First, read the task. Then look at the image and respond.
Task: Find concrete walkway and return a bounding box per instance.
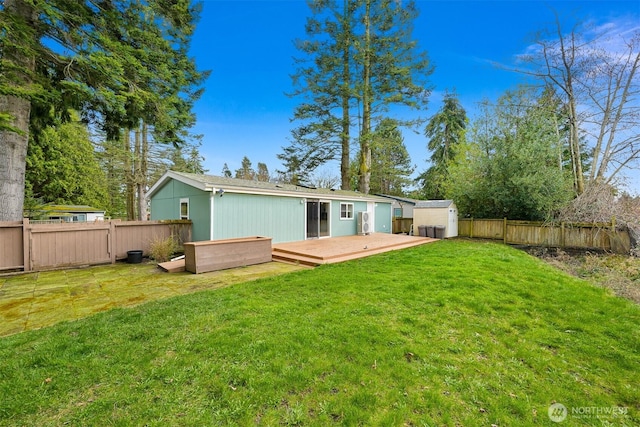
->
[0,261,303,337]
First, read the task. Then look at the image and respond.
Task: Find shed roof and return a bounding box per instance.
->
[148,170,390,203]
[39,204,105,214]
[415,200,455,209]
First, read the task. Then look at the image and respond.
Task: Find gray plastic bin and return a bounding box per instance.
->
[426,225,435,238]
[418,225,427,237]
[434,225,446,239]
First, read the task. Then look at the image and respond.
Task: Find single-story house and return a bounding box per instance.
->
[29,204,106,222]
[147,171,393,243]
[413,200,458,238]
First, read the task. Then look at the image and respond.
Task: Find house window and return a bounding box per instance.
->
[340,202,354,220]
[394,208,402,218]
[180,198,189,220]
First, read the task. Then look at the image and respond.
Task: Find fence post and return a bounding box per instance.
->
[22,218,31,272]
[470,218,474,239]
[609,216,616,252]
[560,222,565,248]
[503,217,507,244]
[109,220,117,264]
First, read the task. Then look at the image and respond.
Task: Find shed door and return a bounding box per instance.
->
[448,207,458,237]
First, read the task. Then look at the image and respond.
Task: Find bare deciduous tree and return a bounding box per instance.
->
[517,12,640,194]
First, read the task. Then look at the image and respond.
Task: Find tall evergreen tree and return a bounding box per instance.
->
[282,0,432,193]
[235,156,256,180]
[282,0,356,189]
[368,119,414,196]
[256,163,270,182]
[0,0,208,220]
[418,91,467,199]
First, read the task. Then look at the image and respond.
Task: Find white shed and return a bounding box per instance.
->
[413,200,458,238]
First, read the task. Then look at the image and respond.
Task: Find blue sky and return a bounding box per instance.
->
[189,0,640,191]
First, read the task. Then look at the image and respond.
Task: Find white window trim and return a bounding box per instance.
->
[179,198,189,220]
[340,202,354,220]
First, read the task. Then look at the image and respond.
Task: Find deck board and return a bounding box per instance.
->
[272,233,436,266]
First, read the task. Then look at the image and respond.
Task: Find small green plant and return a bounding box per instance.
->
[148,235,179,263]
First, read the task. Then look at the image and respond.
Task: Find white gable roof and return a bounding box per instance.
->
[415,200,455,209]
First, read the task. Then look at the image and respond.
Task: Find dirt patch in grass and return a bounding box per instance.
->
[523,246,640,304]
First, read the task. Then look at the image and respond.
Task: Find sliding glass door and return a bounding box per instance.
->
[306,200,330,239]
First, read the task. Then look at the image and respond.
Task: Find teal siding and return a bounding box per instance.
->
[213,193,305,243]
[150,177,393,243]
[375,202,392,233]
[150,180,211,241]
[332,201,368,237]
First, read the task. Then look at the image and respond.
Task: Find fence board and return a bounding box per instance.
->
[459,218,630,254]
[0,222,24,270]
[30,222,111,269]
[463,218,504,239]
[506,223,562,247]
[392,218,413,234]
[0,219,191,272]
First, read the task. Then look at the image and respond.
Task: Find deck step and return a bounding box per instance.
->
[272,252,320,267]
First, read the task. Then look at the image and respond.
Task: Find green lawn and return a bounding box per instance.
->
[0,240,637,426]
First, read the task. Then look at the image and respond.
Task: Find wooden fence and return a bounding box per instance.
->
[458,218,631,254]
[392,218,413,234]
[0,219,191,273]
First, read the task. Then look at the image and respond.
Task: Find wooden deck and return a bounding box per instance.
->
[272,233,437,266]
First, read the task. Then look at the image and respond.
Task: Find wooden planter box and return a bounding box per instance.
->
[184,236,272,274]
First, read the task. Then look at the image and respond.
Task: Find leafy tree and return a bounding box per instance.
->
[25,115,108,211]
[96,138,127,219]
[418,91,467,199]
[445,87,573,220]
[0,0,207,220]
[282,0,432,193]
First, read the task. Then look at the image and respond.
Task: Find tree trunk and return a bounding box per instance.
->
[124,130,136,220]
[138,123,149,221]
[358,0,372,194]
[0,0,36,221]
[567,97,585,194]
[554,18,584,195]
[340,0,351,191]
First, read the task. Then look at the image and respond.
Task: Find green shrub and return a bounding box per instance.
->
[148,235,179,263]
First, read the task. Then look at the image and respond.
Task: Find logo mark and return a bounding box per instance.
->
[549,403,568,423]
